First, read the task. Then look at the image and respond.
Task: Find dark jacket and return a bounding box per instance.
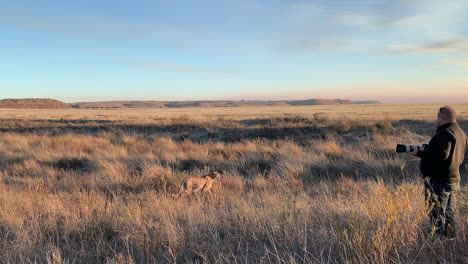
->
[418,122,468,184]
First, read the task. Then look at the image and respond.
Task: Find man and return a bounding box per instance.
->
[409,105,468,237]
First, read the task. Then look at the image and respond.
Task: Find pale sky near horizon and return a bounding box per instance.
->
[0,0,467,104]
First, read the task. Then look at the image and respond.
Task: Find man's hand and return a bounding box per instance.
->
[408,149,419,157]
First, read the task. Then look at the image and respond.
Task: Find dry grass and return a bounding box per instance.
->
[1,103,467,122]
[0,104,467,263]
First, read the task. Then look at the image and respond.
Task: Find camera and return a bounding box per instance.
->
[396,144,428,153]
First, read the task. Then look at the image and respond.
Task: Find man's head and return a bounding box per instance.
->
[437,105,457,127]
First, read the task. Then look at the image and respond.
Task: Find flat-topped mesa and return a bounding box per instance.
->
[0,98,71,109]
[71,99,383,109]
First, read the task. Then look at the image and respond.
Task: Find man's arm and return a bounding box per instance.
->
[419,132,453,161]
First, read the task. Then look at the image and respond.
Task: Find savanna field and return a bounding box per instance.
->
[0,104,467,263]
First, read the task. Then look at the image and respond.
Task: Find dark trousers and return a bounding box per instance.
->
[424,178,459,236]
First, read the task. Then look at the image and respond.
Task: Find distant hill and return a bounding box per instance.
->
[71,99,382,109]
[0,99,71,109]
[286,99,342,106]
[355,100,382,104]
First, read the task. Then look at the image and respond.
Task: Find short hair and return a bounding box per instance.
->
[438,105,456,121]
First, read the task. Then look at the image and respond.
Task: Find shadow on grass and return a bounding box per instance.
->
[393,119,468,136]
[0,118,398,144]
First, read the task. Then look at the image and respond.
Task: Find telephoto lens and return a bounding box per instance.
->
[396,144,424,153]
[396,144,409,153]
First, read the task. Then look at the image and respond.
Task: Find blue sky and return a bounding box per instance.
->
[0,0,467,103]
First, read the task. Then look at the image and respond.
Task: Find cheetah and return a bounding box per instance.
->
[175,171,222,197]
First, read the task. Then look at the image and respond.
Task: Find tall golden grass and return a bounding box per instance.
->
[0,105,466,263]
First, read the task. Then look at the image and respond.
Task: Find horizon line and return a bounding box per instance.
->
[1,97,468,105]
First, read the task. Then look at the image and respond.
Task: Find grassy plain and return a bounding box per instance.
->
[2,103,468,121]
[0,103,467,263]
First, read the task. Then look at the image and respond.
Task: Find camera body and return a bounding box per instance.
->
[396,144,429,153]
